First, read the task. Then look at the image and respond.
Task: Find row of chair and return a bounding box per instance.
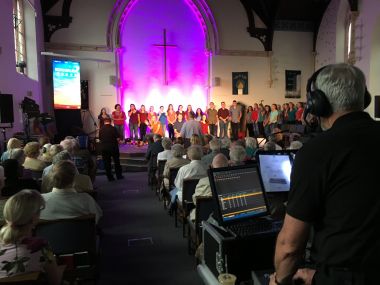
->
[149,157,216,256]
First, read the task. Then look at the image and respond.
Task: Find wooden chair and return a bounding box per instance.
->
[174,177,201,231]
[187,196,215,255]
[34,215,98,285]
[147,153,158,191]
[156,160,167,199]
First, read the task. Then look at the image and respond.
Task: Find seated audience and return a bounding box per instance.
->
[1,159,40,197]
[157,137,173,162]
[39,143,53,164]
[202,134,213,154]
[170,145,206,204]
[229,145,246,166]
[146,134,164,185]
[0,190,64,284]
[201,138,221,168]
[190,134,202,146]
[265,137,282,150]
[287,140,303,150]
[41,151,93,193]
[220,137,231,159]
[71,138,96,182]
[0,138,23,162]
[263,141,277,151]
[40,160,102,223]
[163,144,190,189]
[245,137,258,159]
[23,142,46,172]
[7,148,31,179]
[190,153,229,220]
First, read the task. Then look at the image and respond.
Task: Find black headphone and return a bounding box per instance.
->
[305,65,372,118]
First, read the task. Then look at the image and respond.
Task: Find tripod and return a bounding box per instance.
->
[1,124,13,153]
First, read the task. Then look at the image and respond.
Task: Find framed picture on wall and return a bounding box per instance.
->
[232,72,248,95]
[285,70,301,98]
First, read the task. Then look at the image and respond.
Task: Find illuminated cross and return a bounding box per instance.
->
[153,29,177,85]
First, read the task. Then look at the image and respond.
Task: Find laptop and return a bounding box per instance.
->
[208,164,281,237]
[256,150,296,193]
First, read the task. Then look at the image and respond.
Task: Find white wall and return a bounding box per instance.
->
[0,0,44,143]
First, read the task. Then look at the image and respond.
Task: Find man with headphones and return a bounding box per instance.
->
[270,63,380,285]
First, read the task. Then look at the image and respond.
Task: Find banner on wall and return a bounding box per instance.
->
[232,72,249,95]
[285,70,301,98]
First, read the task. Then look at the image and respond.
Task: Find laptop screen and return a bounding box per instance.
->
[209,165,269,223]
[258,153,292,193]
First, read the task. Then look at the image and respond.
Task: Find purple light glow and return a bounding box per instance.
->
[118,0,209,137]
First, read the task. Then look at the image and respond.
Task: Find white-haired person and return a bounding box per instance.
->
[229,145,247,166]
[41,151,93,194]
[162,144,190,190]
[40,160,102,223]
[220,137,231,159]
[190,153,229,221]
[23,142,46,172]
[245,136,258,159]
[201,138,221,168]
[169,145,206,212]
[157,137,173,162]
[0,190,64,284]
[39,143,53,164]
[0,138,23,162]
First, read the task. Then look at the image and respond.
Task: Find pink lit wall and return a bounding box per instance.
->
[118,0,209,115]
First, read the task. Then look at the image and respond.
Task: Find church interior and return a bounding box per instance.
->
[0,0,379,284]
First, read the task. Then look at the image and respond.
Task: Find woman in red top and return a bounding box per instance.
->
[200,114,209,135]
[138,105,148,142]
[295,102,304,124]
[167,104,177,140]
[112,104,126,142]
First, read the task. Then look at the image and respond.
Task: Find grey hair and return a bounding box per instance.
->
[315,63,367,113]
[187,145,203,161]
[221,137,231,149]
[52,150,72,165]
[171,144,185,158]
[245,137,257,149]
[288,140,303,150]
[229,145,246,163]
[264,141,276,151]
[209,139,221,151]
[8,148,25,164]
[161,137,172,150]
[60,139,78,154]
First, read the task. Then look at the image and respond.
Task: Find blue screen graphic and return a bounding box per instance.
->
[53,60,81,109]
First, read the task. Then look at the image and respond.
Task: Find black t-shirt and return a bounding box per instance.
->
[99,124,120,150]
[287,112,380,268]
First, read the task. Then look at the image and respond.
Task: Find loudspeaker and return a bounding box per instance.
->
[213,77,221,87]
[375,96,380,118]
[81,80,89,110]
[0,94,14,124]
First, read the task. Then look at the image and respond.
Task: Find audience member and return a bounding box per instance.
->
[162,144,189,189]
[170,145,206,206]
[201,138,221,168]
[157,137,173,162]
[0,138,23,162]
[190,134,202,146]
[287,140,303,150]
[229,145,246,165]
[40,161,102,223]
[190,153,229,220]
[0,190,64,284]
[245,137,258,159]
[220,137,231,159]
[23,142,46,172]
[146,134,164,185]
[39,143,53,163]
[263,141,277,151]
[1,159,40,197]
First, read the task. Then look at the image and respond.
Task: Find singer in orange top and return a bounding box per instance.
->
[149,115,164,137]
[112,104,126,142]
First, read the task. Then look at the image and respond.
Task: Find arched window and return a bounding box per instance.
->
[346,12,358,64]
[13,0,27,74]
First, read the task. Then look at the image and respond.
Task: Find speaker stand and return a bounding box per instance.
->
[1,124,13,152]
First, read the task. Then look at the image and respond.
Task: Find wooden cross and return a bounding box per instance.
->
[153,29,177,85]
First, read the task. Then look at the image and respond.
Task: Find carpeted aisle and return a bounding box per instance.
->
[96,172,203,285]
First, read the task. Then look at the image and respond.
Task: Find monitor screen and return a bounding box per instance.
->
[210,166,268,223]
[53,60,81,110]
[258,154,292,193]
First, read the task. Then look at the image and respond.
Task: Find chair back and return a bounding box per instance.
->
[169,167,180,190]
[157,160,167,178]
[195,196,216,239]
[35,215,97,258]
[182,178,201,204]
